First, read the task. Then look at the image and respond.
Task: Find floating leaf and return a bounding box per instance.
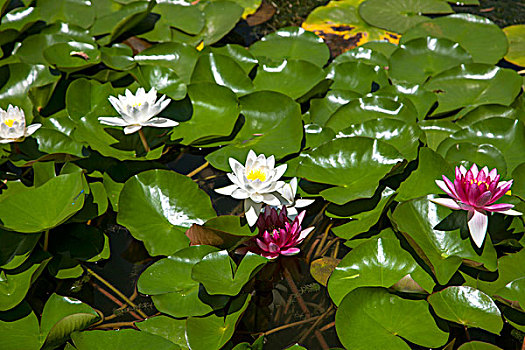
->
[192,251,267,296]
[503,25,525,67]
[302,0,400,56]
[391,195,497,285]
[118,169,216,256]
[401,14,508,64]
[249,27,330,67]
[336,287,448,349]
[0,264,41,311]
[358,0,453,34]
[428,286,503,334]
[0,305,41,350]
[37,0,95,29]
[325,61,388,94]
[71,329,180,350]
[310,257,339,287]
[43,42,101,73]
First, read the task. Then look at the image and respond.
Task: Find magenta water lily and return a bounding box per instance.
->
[238,206,314,259]
[433,164,522,248]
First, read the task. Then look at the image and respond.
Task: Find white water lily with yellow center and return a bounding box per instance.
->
[0,105,41,144]
[98,87,178,134]
[215,150,287,226]
[278,177,315,218]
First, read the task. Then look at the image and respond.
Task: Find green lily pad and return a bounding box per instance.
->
[34,128,86,157]
[436,117,525,174]
[249,26,330,67]
[458,342,502,350]
[91,1,153,41]
[503,25,525,67]
[325,61,388,94]
[424,64,522,115]
[328,236,419,305]
[131,65,187,101]
[199,1,243,46]
[145,2,204,41]
[496,277,525,310]
[100,44,135,71]
[391,195,498,285]
[137,316,188,350]
[117,169,216,256]
[191,52,254,96]
[209,44,258,74]
[359,0,453,34]
[456,104,523,127]
[337,118,421,160]
[295,136,403,204]
[40,294,100,350]
[308,89,361,126]
[428,286,503,334]
[332,46,389,67]
[37,0,95,29]
[331,187,396,237]
[186,294,251,350]
[138,245,223,318]
[0,305,41,350]
[192,251,267,296]
[134,42,199,84]
[478,250,525,296]
[206,91,302,171]
[0,229,40,268]
[0,6,41,32]
[444,143,508,177]
[170,83,239,145]
[401,14,508,64]
[43,42,101,73]
[418,120,461,150]
[0,263,41,311]
[377,83,437,119]
[71,329,180,350]
[302,0,401,56]
[336,287,448,349]
[396,147,453,201]
[253,58,325,100]
[326,95,418,132]
[389,36,472,84]
[0,173,85,233]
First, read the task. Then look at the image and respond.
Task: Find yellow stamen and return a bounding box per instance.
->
[4,119,15,127]
[247,168,266,182]
[131,102,142,108]
[470,179,489,190]
[506,190,512,195]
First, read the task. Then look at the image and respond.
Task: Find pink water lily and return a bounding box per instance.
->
[432,164,522,248]
[237,206,314,259]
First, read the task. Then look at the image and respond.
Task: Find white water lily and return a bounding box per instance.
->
[98,87,177,134]
[0,105,41,144]
[278,177,315,218]
[215,150,287,226]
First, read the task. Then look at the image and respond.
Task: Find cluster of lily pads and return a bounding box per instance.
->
[0,0,524,349]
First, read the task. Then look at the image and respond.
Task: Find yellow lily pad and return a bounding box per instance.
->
[503,24,525,67]
[302,0,400,56]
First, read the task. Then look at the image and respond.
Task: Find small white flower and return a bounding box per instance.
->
[98,87,177,134]
[278,177,315,218]
[0,105,41,144]
[215,150,287,226]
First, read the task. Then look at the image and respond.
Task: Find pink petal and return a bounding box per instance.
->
[478,166,489,181]
[459,165,467,176]
[469,164,479,179]
[488,181,512,204]
[454,180,469,203]
[256,238,269,251]
[475,191,493,207]
[442,176,459,198]
[436,179,457,199]
[430,198,462,210]
[281,248,301,256]
[268,242,280,253]
[483,203,515,212]
[298,226,315,242]
[488,168,498,181]
[467,210,488,248]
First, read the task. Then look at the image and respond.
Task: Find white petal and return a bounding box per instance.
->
[246,150,257,167]
[298,226,315,241]
[0,138,14,144]
[232,188,250,199]
[459,165,467,176]
[499,209,523,216]
[435,180,455,198]
[156,96,171,113]
[226,173,243,187]
[295,198,315,208]
[468,210,488,248]
[98,117,129,126]
[142,117,178,128]
[125,89,134,100]
[229,158,244,176]
[250,193,264,203]
[430,198,462,210]
[273,164,287,181]
[124,125,142,134]
[108,95,123,113]
[267,155,275,169]
[244,199,262,227]
[215,184,238,196]
[25,123,41,136]
[262,193,281,206]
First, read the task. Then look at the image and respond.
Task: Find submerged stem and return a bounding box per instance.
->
[85,266,148,319]
[138,129,150,153]
[43,230,50,252]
